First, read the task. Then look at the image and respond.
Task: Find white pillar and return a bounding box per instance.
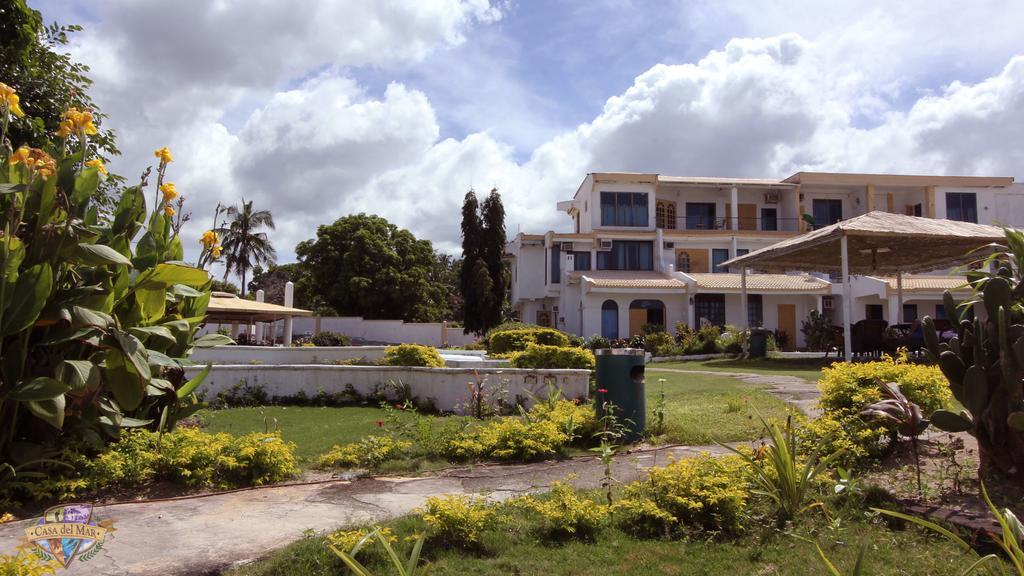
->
[687,296,696,329]
[655,228,664,272]
[283,281,294,346]
[730,185,739,230]
[888,295,900,326]
[255,289,265,343]
[896,272,904,324]
[841,234,853,362]
[740,267,749,355]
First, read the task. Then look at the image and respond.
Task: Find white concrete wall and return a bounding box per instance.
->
[579,291,687,339]
[936,184,1024,226]
[291,317,477,347]
[190,346,493,366]
[186,365,590,414]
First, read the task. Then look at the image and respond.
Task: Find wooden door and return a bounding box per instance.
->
[738,203,757,230]
[676,249,709,273]
[777,304,796,351]
[629,308,647,337]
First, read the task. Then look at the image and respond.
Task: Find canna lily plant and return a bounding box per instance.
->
[0,82,229,482]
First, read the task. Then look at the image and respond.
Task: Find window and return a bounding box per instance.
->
[601,300,619,339]
[600,192,648,226]
[865,304,884,321]
[676,251,690,273]
[946,192,978,223]
[685,203,716,229]
[711,248,730,273]
[597,241,654,271]
[550,243,561,284]
[902,304,918,323]
[694,294,726,327]
[761,208,777,231]
[655,200,677,229]
[736,248,749,257]
[935,304,946,319]
[747,294,763,327]
[572,251,591,271]
[812,199,843,228]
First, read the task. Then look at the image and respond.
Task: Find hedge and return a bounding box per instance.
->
[510,344,595,370]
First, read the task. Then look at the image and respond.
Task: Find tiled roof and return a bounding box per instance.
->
[877,275,971,293]
[575,271,687,290]
[688,273,831,293]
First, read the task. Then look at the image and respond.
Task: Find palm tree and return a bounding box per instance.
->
[220,199,276,297]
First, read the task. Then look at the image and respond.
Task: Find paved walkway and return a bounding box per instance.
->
[0,369,819,576]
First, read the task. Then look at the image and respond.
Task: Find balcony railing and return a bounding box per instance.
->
[661,216,803,232]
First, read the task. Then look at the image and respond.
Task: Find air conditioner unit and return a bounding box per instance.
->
[764,190,780,204]
[822,296,835,310]
[598,239,613,251]
[663,241,675,249]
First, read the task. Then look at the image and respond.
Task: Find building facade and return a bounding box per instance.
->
[506,172,1023,349]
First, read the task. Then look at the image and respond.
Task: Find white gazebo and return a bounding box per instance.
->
[721,211,1004,361]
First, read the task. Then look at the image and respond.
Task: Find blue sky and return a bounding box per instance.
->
[30,0,1024,266]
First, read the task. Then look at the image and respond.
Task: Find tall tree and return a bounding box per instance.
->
[460,189,486,334]
[248,263,329,313]
[221,199,276,297]
[481,188,507,328]
[0,0,118,166]
[296,214,449,322]
[431,252,464,322]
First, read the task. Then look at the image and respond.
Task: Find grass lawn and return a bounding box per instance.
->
[198,371,795,465]
[648,371,793,445]
[651,356,836,382]
[227,499,976,576]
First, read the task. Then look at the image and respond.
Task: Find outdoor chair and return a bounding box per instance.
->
[852,319,888,358]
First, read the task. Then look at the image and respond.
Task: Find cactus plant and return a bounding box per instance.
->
[923,233,1024,484]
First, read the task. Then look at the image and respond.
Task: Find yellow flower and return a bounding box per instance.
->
[160,182,178,202]
[85,158,108,175]
[164,205,175,217]
[154,147,173,164]
[10,147,55,180]
[62,107,98,136]
[9,146,30,165]
[0,82,24,117]
[57,119,74,139]
[211,245,223,258]
[200,230,220,249]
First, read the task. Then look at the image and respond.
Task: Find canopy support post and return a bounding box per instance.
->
[741,266,749,355]
[841,234,853,362]
[896,272,904,324]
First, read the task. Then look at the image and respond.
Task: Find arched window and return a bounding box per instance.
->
[665,202,676,229]
[601,300,619,340]
[655,201,666,229]
[676,251,691,273]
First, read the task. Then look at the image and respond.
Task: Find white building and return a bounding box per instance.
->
[507,172,1023,349]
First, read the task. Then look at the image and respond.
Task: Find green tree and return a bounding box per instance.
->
[209,279,239,295]
[0,0,119,168]
[431,252,463,322]
[481,188,507,328]
[221,199,276,297]
[460,189,485,334]
[248,262,329,312]
[295,214,449,322]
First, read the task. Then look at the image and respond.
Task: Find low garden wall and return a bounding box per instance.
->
[190,346,492,365]
[186,365,590,413]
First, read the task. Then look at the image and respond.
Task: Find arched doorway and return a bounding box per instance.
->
[601,300,619,340]
[629,299,665,335]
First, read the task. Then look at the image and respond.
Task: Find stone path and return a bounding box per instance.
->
[0,368,819,576]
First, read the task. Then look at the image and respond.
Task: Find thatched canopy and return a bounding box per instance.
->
[721,211,1004,274]
[206,293,313,323]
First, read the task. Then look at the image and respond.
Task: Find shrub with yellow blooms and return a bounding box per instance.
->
[418,494,495,548]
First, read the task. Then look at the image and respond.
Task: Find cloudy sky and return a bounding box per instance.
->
[31,0,1024,269]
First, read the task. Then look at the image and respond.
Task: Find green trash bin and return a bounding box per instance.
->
[748,328,769,358]
[594,348,646,442]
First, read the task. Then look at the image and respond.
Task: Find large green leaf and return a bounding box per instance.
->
[137,263,210,289]
[177,364,211,399]
[7,377,70,401]
[72,243,132,266]
[192,333,234,347]
[129,325,177,347]
[135,286,167,323]
[2,262,53,336]
[56,360,101,391]
[111,186,146,236]
[26,396,66,430]
[930,409,974,432]
[72,165,101,205]
[111,330,151,384]
[104,349,145,411]
[71,305,114,330]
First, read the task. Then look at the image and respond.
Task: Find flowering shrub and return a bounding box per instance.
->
[643,332,676,356]
[0,550,57,576]
[445,418,567,461]
[818,353,951,417]
[487,328,570,353]
[316,436,412,470]
[528,398,599,442]
[225,432,299,486]
[381,344,445,367]
[156,428,237,487]
[510,344,595,370]
[326,526,396,553]
[513,481,607,541]
[796,413,890,469]
[615,453,749,537]
[418,494,495,548]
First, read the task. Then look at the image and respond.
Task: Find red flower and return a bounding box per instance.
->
[375,420,384,427]
[597,389,608,394]
[394,404,403,410]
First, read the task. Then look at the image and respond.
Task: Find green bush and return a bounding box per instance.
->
[614,453,749,537]
[514,481,607,541]
[796,412,890,469]
[488,328,570,353]
[419,494,495,548]
[446,417,568,461]
[584,334,611,350]
[309,331,351,346]
[718,326,748,354]
[510,344,595,370]
[226,432,301,485]
[817,353,951,418]
[381,344,445,367]
[316,435,413,470]
[644,332,676,356]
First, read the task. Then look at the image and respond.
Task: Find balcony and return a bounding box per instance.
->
[662,215,803,233]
